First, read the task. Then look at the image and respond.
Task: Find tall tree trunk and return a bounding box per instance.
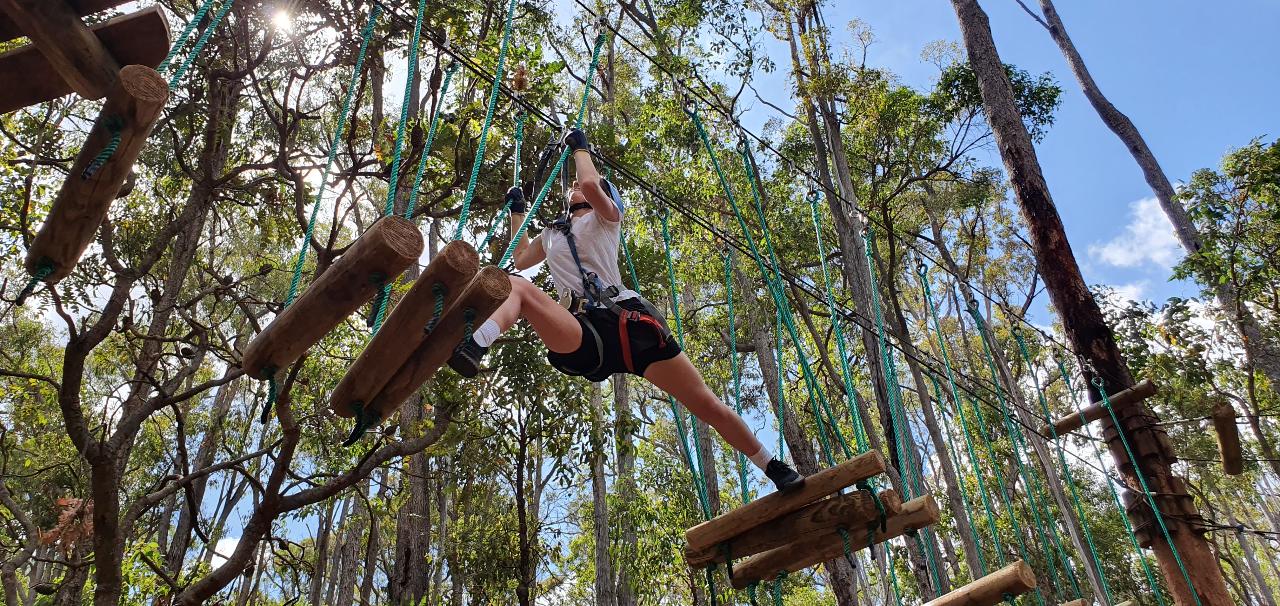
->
[1227,510,1277,606]
[613,376,638,606]
[360,470,390,606]
[946,1,1232,603]
[309,497,335,605]
[590,383,617,606]
[1029,0,1280,405]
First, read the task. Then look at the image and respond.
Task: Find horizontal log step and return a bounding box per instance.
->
[0,6,169,113]
[0,0,136,42]
[1043,378,1157,436]
[923,560,1037,606]
[684,451,887,555]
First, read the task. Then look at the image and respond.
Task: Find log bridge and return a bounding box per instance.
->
[0,0,172,287]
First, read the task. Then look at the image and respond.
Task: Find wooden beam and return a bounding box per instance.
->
[0,0,135,42]
[1211,400,1243,476]
[240,217,423,379]
[685,489,902,569]
[24,65,166,281]
[329,241,480,418]
[923,560,1037,606]
[684,451,887,555]
[1043,378,1157,436]
[365,266,512,417]
[0,6,170,113]
[0,0,124,99]
[729,495,939,590]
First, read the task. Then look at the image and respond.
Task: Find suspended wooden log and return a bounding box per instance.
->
[0,6,170,113]
[1043,378,1157,436]
[729,495,939,590]
[0,0,135,42]
[364,266,512,418]
[329,241,480,418]
[240,216,423,379]
[684,451,887,556]
[685,489,902,569]
[23,64,167,282]
[923,560,1037,606]
[1211,400,1243,475]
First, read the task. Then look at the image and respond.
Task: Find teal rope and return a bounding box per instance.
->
[1013,329,1107,602]
[925,372,988,578]
[166,0,237,89]
[772,572,785,606]
[259,369,278,424]
[14,261,53,306]
[424,283,446,333]
[82,118,123,180]
[498,31,608,267]
[284,5,380,308]
[1093,373,1202,606]
[406,62,460,219]
[157,0,221,75]
[451,0,520,241]
[480,110,528,250]
[1055,357,1166,605]
[620,235,640,290]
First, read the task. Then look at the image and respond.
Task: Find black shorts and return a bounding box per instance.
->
[547,298,682,383]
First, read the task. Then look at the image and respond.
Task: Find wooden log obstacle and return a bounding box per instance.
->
[680,451,940,589]
[1211,399,1243,475]
[241,217,423,380]
[0,0,172,292]
[923,560,1037,606]
[1043,378,1157,436]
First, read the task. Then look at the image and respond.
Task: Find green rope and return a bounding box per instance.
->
[481,110,528,250]
[406,62,460,219]
[424,283,447,334]
[157,0,221,75]
[620,235,640,290]
[14,261,52,306]
[772,572,785,606]
[82,118,123,180]
[1013,329,1108,602]
[966,304,1067,600]
[166,0,237,89]
[924,372,988,579]
[498,31,608,267]
[451,0,520,241]
[284,4,380,308]
[916,269,1003,571]
[1093,373,1202,606]
[724,249,752,506]
[1055,357,1166,605]
[259,370,278,425]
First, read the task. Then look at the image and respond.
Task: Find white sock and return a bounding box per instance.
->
[748,445,774,471]
[472,319,502,348]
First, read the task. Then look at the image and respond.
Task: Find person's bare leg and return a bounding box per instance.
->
[643,352,763,456]
[482,275,582,354]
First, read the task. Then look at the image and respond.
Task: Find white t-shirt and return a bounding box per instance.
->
[538,210,638,304]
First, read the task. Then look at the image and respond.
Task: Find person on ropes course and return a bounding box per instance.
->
[449,127,805,493]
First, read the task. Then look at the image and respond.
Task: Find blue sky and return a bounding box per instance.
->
[734,0,1280,304]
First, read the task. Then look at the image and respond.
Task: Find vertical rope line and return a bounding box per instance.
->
[450,0,520,241]
[724,249,752,506]
[382,0,430,217]
[925,372,989,578]
[481,110,528,249]
[167,0,237,89]
[283,4,381,308]
[157,0,222,74]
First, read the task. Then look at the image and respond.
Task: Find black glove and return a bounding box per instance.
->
[505,186,526,214]
[563,128,589,153]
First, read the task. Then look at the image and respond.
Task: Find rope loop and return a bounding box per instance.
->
[259,374,278,425]
[82,117,125,180]
[14,261,53,306]
[425,282,447,334]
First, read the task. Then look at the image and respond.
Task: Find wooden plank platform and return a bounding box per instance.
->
[923,560,1037,606]
[240,216,424,379]
[1043,379,1157,436]
[24,64,166,282]
[328,240,480,418]
[729,495,939,589]
[1211,400,1243,475]
[0,0,135,42]
[0,6,170,113]
[684,451,887,555]
[364,266,512,417]
[685,489,902,569]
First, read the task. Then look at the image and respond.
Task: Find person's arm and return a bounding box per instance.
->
[506,186,546,270]
[564,129,622,223]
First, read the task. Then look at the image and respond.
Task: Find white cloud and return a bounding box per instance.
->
[1110,281,1149,303]
[210,537,239,569]
[1088,197,1182,269]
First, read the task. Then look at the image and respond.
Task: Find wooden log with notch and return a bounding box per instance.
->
[684,451,887,555]
[685,489,902,569]
[364,266,512,417]
[240,217,423,380]
[0,0,137,42]
[922,560,1037,606]
[0,5,171,113]
[329,241,480,418]
[1211,399,1243,475]
[729,495,939,590]
[1043,378,1157,436]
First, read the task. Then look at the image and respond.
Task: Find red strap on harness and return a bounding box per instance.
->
[618,310,668,374]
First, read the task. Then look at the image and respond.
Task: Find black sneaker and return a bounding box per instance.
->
[447,337,489,378]
[765,459,805,494]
